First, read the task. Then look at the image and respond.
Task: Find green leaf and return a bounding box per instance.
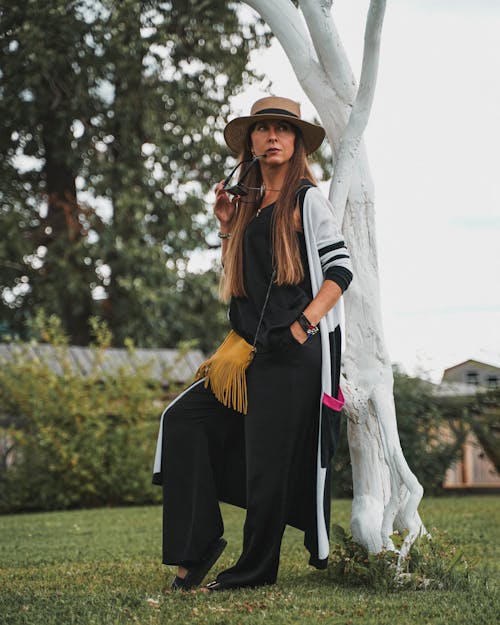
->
[331,524,347,544]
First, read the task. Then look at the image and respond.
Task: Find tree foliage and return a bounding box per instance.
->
[434,388,500,475]
[0,0,270,349]
[470,389,500,473]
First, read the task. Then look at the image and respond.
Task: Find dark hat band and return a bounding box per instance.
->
[254,108,299,118]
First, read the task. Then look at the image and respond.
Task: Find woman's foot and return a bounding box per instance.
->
[203,580,232,592]
[170,538,227,590]
[202,577,275,592]
[176,565,188,579]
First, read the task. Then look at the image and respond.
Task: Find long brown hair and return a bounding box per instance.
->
[220,126,317,301]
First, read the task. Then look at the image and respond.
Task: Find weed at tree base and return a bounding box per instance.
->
[328,524,475,592]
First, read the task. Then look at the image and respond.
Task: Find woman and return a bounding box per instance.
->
[152,96,353,591]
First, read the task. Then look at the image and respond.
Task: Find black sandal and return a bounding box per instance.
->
[204,580,232,592]
[170,538,227,590]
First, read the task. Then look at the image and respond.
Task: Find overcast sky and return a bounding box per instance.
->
[226,0,500,381]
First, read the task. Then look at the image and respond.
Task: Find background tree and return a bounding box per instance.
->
[470,389,500,473]
[435,388,500,476]
[0,0,270,350]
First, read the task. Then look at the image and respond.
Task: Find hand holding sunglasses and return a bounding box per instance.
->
[222,154,266,197]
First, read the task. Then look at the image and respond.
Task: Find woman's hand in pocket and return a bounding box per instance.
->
[289,320,308,345]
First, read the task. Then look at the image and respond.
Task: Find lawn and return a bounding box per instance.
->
[0,496,498,625]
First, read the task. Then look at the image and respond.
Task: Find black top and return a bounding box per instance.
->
[229,201,313,351]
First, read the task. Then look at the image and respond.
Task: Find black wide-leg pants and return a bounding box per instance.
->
[160,331,322,587]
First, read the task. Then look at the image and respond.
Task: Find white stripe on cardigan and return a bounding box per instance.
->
[302,186,352,560]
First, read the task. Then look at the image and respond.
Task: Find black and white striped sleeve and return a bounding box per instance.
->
[310,188,353,292]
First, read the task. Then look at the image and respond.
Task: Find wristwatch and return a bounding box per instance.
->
[297,312,319,340]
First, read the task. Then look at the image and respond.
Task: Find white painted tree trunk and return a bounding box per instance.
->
[245,0,427,565]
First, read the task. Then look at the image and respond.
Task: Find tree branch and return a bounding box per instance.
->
[0,261,25,272]
[244,0,326,89]
[329,0,387,222]
[298,0,356,105]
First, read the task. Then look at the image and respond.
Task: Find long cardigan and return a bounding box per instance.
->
[153,185,352,563]
[299,185,352,560]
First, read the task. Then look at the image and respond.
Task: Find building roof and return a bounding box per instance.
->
[443,359,500,376]
[0,343,205,385]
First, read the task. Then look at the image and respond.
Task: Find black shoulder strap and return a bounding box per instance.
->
[295,181,315,223]
[252,268,276,350]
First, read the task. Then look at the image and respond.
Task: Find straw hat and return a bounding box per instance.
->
[223,96,325,155]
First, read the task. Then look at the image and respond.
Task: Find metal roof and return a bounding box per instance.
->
[0,343,205,385]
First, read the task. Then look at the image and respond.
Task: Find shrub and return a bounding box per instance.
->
[0,315,176,512]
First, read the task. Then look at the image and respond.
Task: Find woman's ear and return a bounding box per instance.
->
[246,131,255,157]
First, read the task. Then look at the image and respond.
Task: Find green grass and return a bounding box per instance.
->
[0,497,498,625]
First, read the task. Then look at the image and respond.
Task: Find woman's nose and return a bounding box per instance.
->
[267,125,278,141]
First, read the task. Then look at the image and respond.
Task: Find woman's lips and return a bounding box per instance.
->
[266,148,280,154]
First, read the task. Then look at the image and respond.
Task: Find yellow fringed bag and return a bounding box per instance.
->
[195,269,276,415]
[195,330,256,415]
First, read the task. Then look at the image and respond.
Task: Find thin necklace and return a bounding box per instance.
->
[243,184,281,192]
[256,184,281,217]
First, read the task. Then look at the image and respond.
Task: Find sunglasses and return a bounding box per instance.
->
[222,155,265,196]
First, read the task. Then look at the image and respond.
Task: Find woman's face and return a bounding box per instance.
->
[250,120,296,168]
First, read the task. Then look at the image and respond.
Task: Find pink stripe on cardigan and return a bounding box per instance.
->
[322,386,345,411]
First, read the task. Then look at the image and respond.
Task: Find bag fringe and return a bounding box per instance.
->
[195,330,255,414]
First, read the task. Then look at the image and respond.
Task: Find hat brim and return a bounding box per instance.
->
[223,113,325,155]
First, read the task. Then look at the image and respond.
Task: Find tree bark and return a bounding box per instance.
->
[103,2,147,337]
[42,124,79,239]
[245,0,427,564]
[41,124,93,345]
